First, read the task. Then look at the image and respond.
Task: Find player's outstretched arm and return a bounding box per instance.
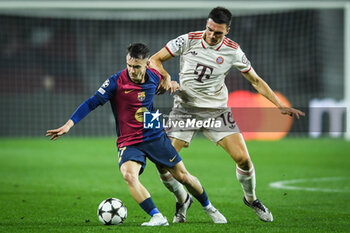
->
[46,119,74,140]
[149,47,174,95]
[242,68,305,119]
[46,95,101,140]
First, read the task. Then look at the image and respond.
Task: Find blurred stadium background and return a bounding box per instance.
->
[1,2,350,232]
[0,0,349,139]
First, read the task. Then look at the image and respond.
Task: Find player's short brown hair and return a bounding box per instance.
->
[127,43,150,59]
[208,7,232,27]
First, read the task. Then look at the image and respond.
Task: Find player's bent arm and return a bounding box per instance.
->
[242,68,305,118]
[149,47,173,79]
[149,48,175,94]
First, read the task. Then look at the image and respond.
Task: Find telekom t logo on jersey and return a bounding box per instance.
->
[194,63,214,83]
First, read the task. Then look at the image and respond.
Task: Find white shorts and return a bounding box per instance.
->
[165,107,240,144]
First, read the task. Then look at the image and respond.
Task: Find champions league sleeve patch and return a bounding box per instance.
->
[167,35,186,54]
[242,54,250,66]
[175,36,185,47]
[101,79,110,88]
[98,79,110,95]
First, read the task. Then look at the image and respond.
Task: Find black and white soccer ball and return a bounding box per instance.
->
[97,198,127,225]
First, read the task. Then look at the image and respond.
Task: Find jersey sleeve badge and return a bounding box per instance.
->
[242,54,250,66]
[175,36,185,47]
[166,35,187,56]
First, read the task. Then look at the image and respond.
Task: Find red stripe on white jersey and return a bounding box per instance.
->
[224,38,239,47]
[189,32,203,38]
[165,45,175,57]
[223,39,239,47]
[241,66,252,73]
[216,39,225,51]
[189,32,203,35]
[223,41,238,50]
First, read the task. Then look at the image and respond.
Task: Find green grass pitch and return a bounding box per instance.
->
[0,137,349,233]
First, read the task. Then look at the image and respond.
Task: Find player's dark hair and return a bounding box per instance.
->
[127,43,150,59]
[208,6,232,27]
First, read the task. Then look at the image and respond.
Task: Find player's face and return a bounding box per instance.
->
[204,18,230,46]
[126,54,148,84]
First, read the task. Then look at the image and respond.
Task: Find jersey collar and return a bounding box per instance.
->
[201,35,226,51]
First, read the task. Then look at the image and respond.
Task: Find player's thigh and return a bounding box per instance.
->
[169,137,188,152]
[165,107,197,148]
[143,133,182,168]
[166,131,195,149]
[155,134,194,175]
[217,133,251,166]
[201,107,240,143]
[118,146,146,175]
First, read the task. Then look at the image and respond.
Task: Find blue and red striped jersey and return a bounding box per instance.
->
[95,68,164,148]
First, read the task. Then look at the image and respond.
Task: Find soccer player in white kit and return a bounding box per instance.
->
[150,7,305,223]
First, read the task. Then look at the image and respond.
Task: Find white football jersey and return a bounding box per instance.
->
[166,30,251,108]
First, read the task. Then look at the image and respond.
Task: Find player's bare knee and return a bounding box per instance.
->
[236,158,252,170]
[122,171,139,186]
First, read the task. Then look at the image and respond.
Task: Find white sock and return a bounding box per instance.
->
[159,171,187,203]
[236,165,256,203]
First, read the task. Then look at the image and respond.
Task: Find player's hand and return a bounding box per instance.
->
[169,81,179,95]
[156,77,171,95]
[279,107,305,119]
[46,120,74,140]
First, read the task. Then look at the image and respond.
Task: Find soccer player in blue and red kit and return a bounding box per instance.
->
[46,43,226,226]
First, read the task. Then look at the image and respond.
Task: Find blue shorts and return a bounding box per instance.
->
[117,133,182,175]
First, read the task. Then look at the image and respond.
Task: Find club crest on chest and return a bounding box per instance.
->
[216,56,224,64]
[138,92,145,101]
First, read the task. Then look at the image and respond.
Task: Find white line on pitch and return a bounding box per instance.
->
[269,177,350,193]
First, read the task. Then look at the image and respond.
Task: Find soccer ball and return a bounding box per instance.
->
[97,198,127,225]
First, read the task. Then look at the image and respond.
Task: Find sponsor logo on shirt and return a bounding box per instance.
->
[124,89,134,94]
[135,107,148,123]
